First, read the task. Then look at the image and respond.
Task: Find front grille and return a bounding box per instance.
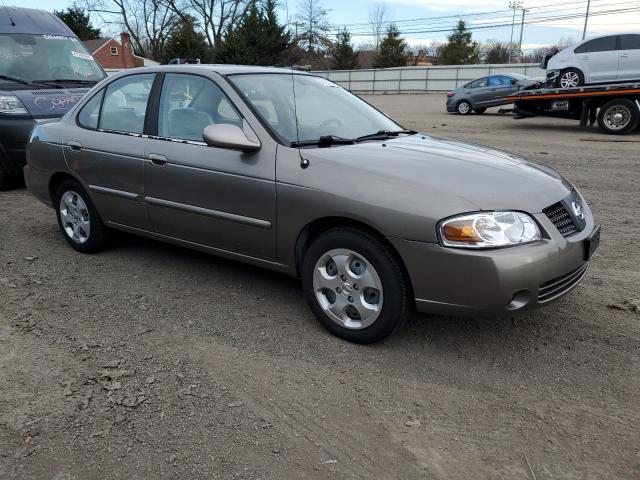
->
[543,202,577,236]
[538,262,588,302]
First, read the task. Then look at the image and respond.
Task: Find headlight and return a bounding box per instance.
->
[0,94,28,114]
[439,211,541,248]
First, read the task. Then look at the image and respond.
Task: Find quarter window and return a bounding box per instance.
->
[99,73,155,134]
[574,36,617,53]
[158,73,242,142]
[619,34,640,50]
[77,90,104,130]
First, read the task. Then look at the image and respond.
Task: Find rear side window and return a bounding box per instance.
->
[620,34,640,50]
[575,36,617,53]
[99,74,155,134]
[467,77,487,89]
[77,90,103,130]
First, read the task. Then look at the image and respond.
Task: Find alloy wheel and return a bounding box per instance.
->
[59,190,91,244]
[560,71,580,88]
[312,248,383,330]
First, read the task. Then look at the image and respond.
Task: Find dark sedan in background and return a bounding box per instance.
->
[446,73,542,115]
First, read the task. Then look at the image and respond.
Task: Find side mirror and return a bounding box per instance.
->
[203,124,261,152]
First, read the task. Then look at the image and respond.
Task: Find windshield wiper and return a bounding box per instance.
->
[291,135,355,148]
[0,75,65,89]
[355,129,416,142]
[40,79,98,85]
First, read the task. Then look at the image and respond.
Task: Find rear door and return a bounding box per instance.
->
[617,34,640,80]
[143,72,277,260]
[65,73,155,230]
[574,35,619,82]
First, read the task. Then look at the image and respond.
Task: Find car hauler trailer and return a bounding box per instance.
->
[505,82,640,135]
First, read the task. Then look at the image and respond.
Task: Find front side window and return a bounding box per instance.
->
[575,36,617,53]
[488,76,511,87]
[229,74,400,144]
[158,73,242,142]
[77,90,104,129]
[0,33,104,83]
[99,74,155,134]
[620,34,640,50]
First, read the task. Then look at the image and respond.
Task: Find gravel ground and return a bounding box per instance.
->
[1,94,639,480]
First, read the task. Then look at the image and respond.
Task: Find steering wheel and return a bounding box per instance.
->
[50,65,75,78]
[318,117,343,129]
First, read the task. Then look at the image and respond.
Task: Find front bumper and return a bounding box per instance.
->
[546,69,560,82]
[390,210,598,317]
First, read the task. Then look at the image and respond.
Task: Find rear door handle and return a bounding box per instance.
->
[620,54,629,58]
[147,153,168,167]
[67,141,82,151]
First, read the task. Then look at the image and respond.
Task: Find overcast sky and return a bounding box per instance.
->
[12,0,640,50]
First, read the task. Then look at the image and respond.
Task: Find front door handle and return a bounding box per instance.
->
[620,54,629,58]
[147,153,168,167]
[67,141,82,151]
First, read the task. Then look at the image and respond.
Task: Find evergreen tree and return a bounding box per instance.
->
[373,24,407,69]
[439,20,480,65]
[55,5,101,41]
[163,16,213,64]
[331,28,358,70]
[216,0,290,66]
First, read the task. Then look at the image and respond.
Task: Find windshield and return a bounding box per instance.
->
[229,73,401,144]
[0,34,104,84]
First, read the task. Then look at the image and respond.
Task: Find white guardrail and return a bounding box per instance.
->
[313,63,546,93]
[105,63,546,93]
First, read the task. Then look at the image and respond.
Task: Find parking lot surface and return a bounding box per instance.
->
[1,94,638,479]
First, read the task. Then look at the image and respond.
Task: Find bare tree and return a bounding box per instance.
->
[368,1,392,51]
[164,0,254,48]
[295,0,332,54]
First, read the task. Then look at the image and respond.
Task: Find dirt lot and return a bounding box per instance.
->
[1,94,639,479]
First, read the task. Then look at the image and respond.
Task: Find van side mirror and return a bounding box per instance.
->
[203,124,261,152]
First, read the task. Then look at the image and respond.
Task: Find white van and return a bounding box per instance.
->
[543,33,640,88]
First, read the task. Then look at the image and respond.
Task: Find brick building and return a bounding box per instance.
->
[83,33,159,70]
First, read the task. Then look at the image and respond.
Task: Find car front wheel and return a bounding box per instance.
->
[456,100,472,115]
[54,179,109,253]
[557,68,584,88]
[302,228,410,344]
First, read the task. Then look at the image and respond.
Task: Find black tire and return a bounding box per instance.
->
[474,108,487,114]
[301,227,410,344]
[556,68,584,88]
[54,179,109,253]
[456,100,472,115]
[597,99,639,135]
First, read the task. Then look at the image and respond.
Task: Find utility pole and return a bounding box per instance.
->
[517,6,529,63]
[508,1,522,64]
[582,0,591,40]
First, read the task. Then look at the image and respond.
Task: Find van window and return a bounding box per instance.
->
[575,36,617,53]
[619,34,640,50]
[99,74,155,134]
[77,90,104,129]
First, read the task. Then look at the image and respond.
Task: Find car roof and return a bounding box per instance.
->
[0,6,74,36]
[119,64,315,76]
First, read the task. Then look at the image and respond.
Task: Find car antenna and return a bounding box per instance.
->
[290,66,309,169]
[1,1,16,26]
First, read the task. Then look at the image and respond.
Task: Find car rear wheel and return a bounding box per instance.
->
[597,99,639,135]
[557,68,584,88]
[54,179,109,253]
[456,100,472,115]
[474,108,487,114]
[301,228,410,344]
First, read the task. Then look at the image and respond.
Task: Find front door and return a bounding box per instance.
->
[617,34,640,81]
[143,73,277,260]
[482,75,516,106]
[64,73,155,230]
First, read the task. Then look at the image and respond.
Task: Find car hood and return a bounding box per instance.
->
[10,88,90,118]
[300,134,571,214]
